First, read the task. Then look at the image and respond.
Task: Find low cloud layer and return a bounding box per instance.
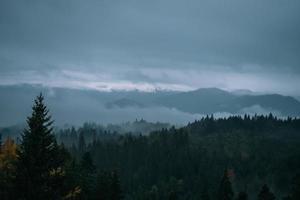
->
[1,68,300,96]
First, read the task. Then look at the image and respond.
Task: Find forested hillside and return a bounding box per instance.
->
[1,95,300,200]
[60,114,300,200]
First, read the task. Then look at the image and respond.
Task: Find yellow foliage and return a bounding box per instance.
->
[49,166,66,177]
[1,137,17,156]
[63,186,82,199]
[0,137,17,169]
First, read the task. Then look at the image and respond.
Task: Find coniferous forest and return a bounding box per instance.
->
[1,95,300,200]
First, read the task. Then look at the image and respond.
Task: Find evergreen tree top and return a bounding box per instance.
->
[26,93,53,133]
[20,93,55,154]
[258,184,275,200]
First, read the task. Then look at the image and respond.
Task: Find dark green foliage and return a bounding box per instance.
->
[258,184,275,200]
[282,196,292,200]
[95,170,123,200]
[63,158,83,199]
[218,169,234,200]
[237,191,248,200]
[79,152,96,199]
[168,190,178,200]
[95,171,111,200]
[78,131,86,154]
[290,174,300,200]
[201,187,211,200]
[147,185,159,200]
[110,170,123,200]
[81,152,96,174]
[15,93,67,199]
[54,115,300,199]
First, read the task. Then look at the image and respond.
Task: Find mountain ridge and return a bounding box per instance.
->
[0,84,299,126]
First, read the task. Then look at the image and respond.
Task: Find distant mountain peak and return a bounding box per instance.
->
[231,89,255,96]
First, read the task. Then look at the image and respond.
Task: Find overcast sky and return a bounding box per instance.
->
[1,0,300,95]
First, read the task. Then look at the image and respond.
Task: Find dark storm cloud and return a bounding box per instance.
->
[0,0,300,94]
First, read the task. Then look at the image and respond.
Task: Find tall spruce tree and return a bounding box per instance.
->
[15,93,65,199]
[218,169,234,200]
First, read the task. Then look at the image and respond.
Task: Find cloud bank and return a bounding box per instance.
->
[1,0,300,95]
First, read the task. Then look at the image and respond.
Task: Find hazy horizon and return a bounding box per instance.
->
[1,0,300,126]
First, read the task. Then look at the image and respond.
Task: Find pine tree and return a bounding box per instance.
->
[110,170,123,200]
[218,169,234,200]
[290,174,300,200]
[258,184,275,200]
[81,152,96,174]
[78,131,86,154]
[80,152,96,199]
[63,158,82,200]
[15,93,65,199]
[95,171,110,200]
[95,170,123,200]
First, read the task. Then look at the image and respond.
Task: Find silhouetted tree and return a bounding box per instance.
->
[80,152,96,199]
[80,152,96,174]
[95,170,123,200]
[63,158,82,200]
[290,174,300,200]
[110,170,123,200]
[95,171,110,200]
[15,93,66,199]
[258,184,275,200]
[78,131,86,154]
[218,169,234,200]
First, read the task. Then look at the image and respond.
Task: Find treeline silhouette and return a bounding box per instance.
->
[1,94,300,199]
